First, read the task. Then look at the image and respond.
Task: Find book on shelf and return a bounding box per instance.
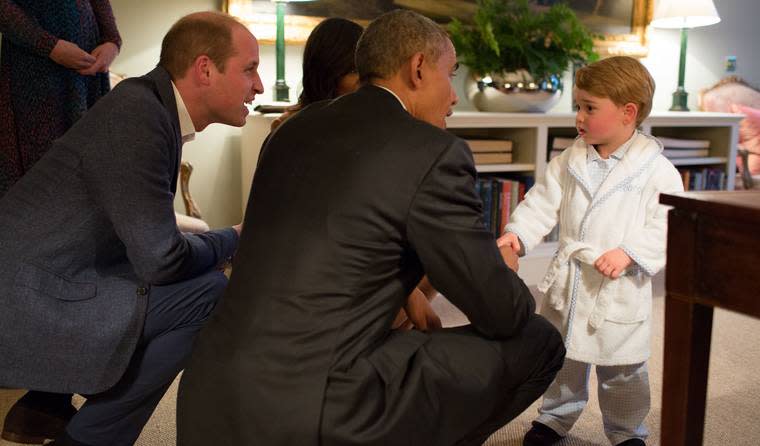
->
[547,136,577,162]
[550,136,576,150]
[466,139,513,165]
[657,136,711,149]
[473,152,513,164]
[662,148,710,158]
[466,139,514,152]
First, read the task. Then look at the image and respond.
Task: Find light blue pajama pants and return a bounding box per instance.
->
[535,358,650,445]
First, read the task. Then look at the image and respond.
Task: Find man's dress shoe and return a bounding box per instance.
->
[1,393,76,444]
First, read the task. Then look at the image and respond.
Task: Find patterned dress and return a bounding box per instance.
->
[0,0,121,197]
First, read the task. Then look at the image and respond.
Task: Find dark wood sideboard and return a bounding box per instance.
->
[660,191,760,445]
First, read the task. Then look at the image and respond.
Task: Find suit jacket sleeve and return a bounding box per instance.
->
[79,92,238,285]
[407,138,535,339]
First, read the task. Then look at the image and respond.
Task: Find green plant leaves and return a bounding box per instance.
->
[448,0,599,79]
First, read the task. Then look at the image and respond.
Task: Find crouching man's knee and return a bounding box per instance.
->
[524,314,565,381]
[191,270,228,322]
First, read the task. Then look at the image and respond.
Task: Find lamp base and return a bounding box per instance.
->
[274,80,290,103]
[669,88,689,112]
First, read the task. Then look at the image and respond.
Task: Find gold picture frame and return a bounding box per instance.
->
[224,0,654,57]
[591,0,654,58]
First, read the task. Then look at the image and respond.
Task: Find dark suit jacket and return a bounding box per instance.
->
[0,67,238,394]
[178,85,535,445]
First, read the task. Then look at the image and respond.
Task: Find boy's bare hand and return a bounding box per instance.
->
[497,232,521,253]
[594,248,632,279]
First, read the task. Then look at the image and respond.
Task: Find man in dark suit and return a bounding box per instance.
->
[178,9,565,446]
[0,11,263,446]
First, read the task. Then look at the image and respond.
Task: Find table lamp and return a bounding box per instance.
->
[271,0,316,102]
[650,0,721,111]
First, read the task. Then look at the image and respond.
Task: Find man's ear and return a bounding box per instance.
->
[623,102,639,126]
[192,55,213,86]
[408,52,425,89]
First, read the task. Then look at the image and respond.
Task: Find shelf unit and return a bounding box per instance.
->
[242,111,742,285]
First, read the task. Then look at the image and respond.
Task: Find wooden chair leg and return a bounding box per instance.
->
[180,161,203,219]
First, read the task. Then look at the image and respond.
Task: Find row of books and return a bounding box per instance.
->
[475,175,534,238]
[466,139,514,164]
[547,136,712,161]
[678,167,726,191]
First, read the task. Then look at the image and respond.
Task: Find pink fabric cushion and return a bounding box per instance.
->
[731,104,760,174]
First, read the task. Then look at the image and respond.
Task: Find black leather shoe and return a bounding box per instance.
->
[616,439,645,446]
[523,421,564,446]
[1,391,76,444]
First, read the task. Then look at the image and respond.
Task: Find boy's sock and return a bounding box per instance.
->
[523,421,563,446]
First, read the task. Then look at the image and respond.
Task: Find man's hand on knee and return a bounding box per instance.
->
[397,287,442,332]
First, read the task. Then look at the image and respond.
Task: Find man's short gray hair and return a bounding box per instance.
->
[355,9,450,84]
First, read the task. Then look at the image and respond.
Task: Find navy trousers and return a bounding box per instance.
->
[65,270,227,446]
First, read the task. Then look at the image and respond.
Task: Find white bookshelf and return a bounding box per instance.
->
[241,111,742,285]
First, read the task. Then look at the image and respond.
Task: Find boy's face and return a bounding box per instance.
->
[574,88,633,150]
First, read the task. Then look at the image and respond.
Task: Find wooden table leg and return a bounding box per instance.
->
[661,295,714,445]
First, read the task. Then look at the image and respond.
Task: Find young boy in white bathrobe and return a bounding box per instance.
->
[499,56,684,446]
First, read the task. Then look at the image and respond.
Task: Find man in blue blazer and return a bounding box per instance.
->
[0,11,263,446]
[178,10,565,446]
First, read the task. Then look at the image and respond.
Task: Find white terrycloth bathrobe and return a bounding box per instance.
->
[506,131,683,365]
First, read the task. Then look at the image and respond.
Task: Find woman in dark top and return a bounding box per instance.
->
[0,0,121,198]
[0,1,120,443]
[271,17,363,130]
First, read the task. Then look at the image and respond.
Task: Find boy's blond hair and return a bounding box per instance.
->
[575,56,655,127]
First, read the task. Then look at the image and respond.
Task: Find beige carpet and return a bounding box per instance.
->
[3,282,760,445]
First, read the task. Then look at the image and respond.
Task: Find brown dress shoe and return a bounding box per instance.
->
[1,391,76,444]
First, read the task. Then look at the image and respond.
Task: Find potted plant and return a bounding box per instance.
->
[449,0,599,112]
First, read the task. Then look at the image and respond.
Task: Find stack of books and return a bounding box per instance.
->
[548,136,576,161]
[658,136,711,158]
[466,139,513,164]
